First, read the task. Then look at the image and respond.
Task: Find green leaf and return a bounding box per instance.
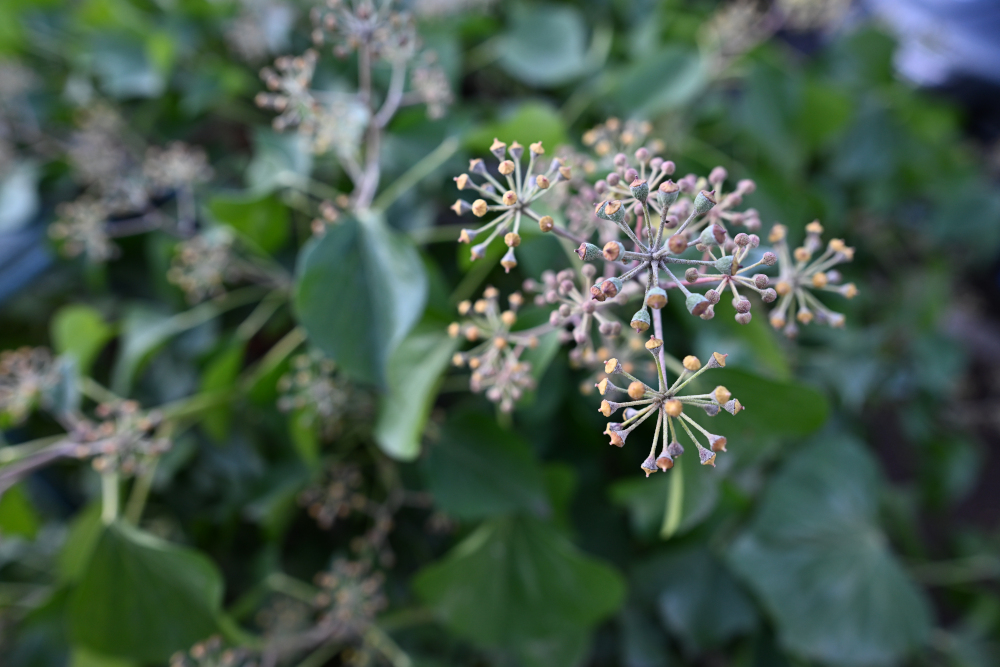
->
[422,411,549,519]
[71,647,136,667]
[610,451,719,540]
[0,484,40,538]
[69,522,223,662]
[59,503,103,583]
[51,305,113,375]
[727,435,931,665]
[294,212,427,387]
[288,408,320,466]
[497,3,590,87]
[465,102,568,156]
[414,515,625,659]
[374,325,458,460]
[199,341,244,442]
[208,192,289,254]
[608,47,706,116]
[634,547,757,653]
[246,127,313,193]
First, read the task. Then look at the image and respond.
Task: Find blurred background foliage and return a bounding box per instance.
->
[2,0,1000,666]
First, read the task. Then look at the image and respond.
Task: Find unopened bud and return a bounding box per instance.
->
[645,337,663,351]
[508,142,523,160]
[631,308,651,332]
[630,178,649,202]
[538,215,554,232]
[627,381,646,400]
[723,398,744,415]
[709,434,727,452]
[576,243,602,261]
[762,288,777,303]
[685,293,709,316]
[664,399,683,417]
[641,456,659,477]
[685,267,699,283]
[596,200,626,223]
[535,174,550,189]
[699,447,717,466]
[603,241,625,261]
[694,190,717,215]
[502,191,517,206]
[489,138,506,160]
[471,199,488,217]
[501,248,517,272]
[645,287,668,309]
[734,232,750,247]
[604,358,622,374]
[656,180,680,208]
[754,274,769,289]
[454,174,470,190]
[683,355,701,371]
[811,272,828,288]
[529,141,544,155]
[706,352,727,368]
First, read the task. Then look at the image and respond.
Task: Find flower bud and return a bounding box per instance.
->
[668,233,688,254]
[700,304,715,320]
[604,358,622,374]
[699,447,717,466]
[508,141,524,160]
[470,243,487,259]
[702,403,720,416]
[457,300,472,315]
[471,199,488,217]
[538,215,554,232]
[685,293,709,316]
[501,310,517,326]
[768,224,787,243]
[596,378,610,394]
[775,281,791,296]
[603,241,625,261]
[635,147,650,163]
[454,174,470,190]
[627,381,646,400]
[501,247,517,272]
[590,283,607,302]
[498,160,515,175]
[709,166,728,184]
[706,352,727,369]
[734,297,751,313]
[576,243,602,261]
[667,441,684,458]
[656,180,680,209]
[458,228,477,243]
[645,287,668,309]
[599,399,619,417]
[489,137,507,161]
[452,200,472,217]
[530,141,544,156]
[535,174,550,189]
[737,178,756,194]
[714,255,735,274]
[630,178,649,202]
[734,232,750,247]
[624,168,638,183]
[505,232,521,247]
[630,308,651,332]
[645,337,663,352]
[664,399,683,417]
[753,274,769,289]
[841,283,858,298]
[502,191,518,206]
[655,451,674,471]
[762,288,777,303]
[811,272,828,288]
[685,267,699,283]
[641,456,659,477]
[693,190,717,215]
[596,200,626,223]
[723,399,744,415]
[709,434,727,452]
[605,424,626,447]
[705,289,720,304]
[683,355,701,371]
[601,277,623,298]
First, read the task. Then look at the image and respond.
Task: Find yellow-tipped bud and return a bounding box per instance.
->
[490,138,506,153]
[597,378,610,395]
[504,232,521,247]
[664,399,683,417]
[714,385,731,404]
[538,215,554,232]
[451,353,465,367]
[768,224,787,243]
[501,310,516,326]
[530,141,544,154]
[498,160,515,175]
[711,352,727,368]
[447,322,460,337]
[502,191,517,206]
[794,247,812,263]
[683,355,701,371]
[627,381,646,400]
[811,272,828,288]
[775,281,792,296]
[805,220,824,234]
[797,310,814,324]
[535,175,550,189]
[457,300,472,315]
[493,337,507,349]
[604,358,620,374]
[645,337,663,351]
[842,283,858,298]
[471,199,488,217]
[465,326,480,341]
[599,400,613,417]
[454,174,469,190]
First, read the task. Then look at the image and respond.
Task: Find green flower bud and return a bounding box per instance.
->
[645,286,668,309]
[576,243,602,261]
[685,293,709,316]
[630,307,651,332]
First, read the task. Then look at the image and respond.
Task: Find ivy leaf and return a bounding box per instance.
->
[69,522,223,662]
[465,102,568,157]
[727,435,931,666]
[294,212,427,387]
[497,4,590,87]
[422,411,549,519]
[208,191,289,254]
[51,305,114,375]
[414,515,625,663]
[374,325,458,461]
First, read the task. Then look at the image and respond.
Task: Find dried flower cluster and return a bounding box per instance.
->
[450,126,857,474]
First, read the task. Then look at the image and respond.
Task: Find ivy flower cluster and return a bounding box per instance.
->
[278,351,363,439]
[0,347,57,426]
[313,559,387,642]
[452,138,571,272]
[298,463,367,529]
[449,286,538,412]
[449,125,857,474]
[600,345,742,474]
[170,636,258,667]
[73,400,170,476]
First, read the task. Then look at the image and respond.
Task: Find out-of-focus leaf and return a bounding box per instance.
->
[246,128,313,193]
[414,514,625,662]
[89,35,165,98]
[208,192,289,254]
[59,504,103,583]
[374,325,458,460]
[294,212,427,387]
[0,484,40,538]
[71,647,136,667]
[465,102,568,156]
[689,367,828,439]
[199,341,244,442]
[608,47,706,116]
[796,80,853,150]
[51,305,113,375]
[610,451,719,540]
[422,411,548,519]
[619,606,671,667]
[635,547,757,653]
[728,435,931,665]
[288,408,320,466]
[69,522,223,662]
[497,3,590,87]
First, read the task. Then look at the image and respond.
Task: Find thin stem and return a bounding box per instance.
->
[101,471,119,525]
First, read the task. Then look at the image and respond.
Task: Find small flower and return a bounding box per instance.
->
[49,198,117,263]
[77,400,171,477]
[278,351,365,439]
[298,463,368,530]
[313,559,387,641]
[452,139,568,271]
[143,142,213,193]
[599,343,741,475]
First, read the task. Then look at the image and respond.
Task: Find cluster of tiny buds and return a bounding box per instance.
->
[167,227,238,303]
[278,351,358,439]
[313,559,387,641]
[766,220,857,337]
[0,347,57,426]
[72,400,170,476]
[453,138,571,272]
[310,0,418,63]
[170,636,258,667]
[599,343,743,476]
[449,286,537,412]
[49,198,117,263]
[298,463,367,530]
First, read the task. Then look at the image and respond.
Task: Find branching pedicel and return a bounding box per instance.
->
[451,130,858,475]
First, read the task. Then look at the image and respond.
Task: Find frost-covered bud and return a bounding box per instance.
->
[596,200,626,223]
[699,447,717,466]
[603,241,625,261]
[734,297,751,313]
[667,441,684,458]
[576,243,602,261]
[686,293,709,316]
[645,287,668,309]
[734,233,750,247]
[753,274,769,289]
[705,289,721,304]
[709,166,728,185]
[685,267,699,283]
[539,215,554,232]
[630,178,649,203]
[601,277,623,298]
[693,190,717,215]
[630,308,651,332]
[735,312,752,325]
[762,288,777,303]
[723,399,744,415]
[762,251,777,266]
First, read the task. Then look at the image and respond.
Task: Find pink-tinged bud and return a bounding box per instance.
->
[735,312,752,325]
[641,456,659,477]
[668,233,688,254]
[705,289,721,304]
[535,174,550,189]
[723,398,744,415]
[458,228,476,243]
[737,178,756,194]
[502,191,517,206]
[685,267,699,283]
[498,160,515,175]
[734,297,751,313]
[667,441,684,458]
[635,147,650,163]
[470,243,487,260]
[604,358,622,375]
[709,434,727,452]
[577,243,602,261]
[753,274,769,289]
[734,232,750,247]
[762,251,777,266]
[471,199,488,217]
[762,288,777,303]
[624,168,638,183]
[709,166,728,185]
[489,137,507,160]
[604,423,626,447]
